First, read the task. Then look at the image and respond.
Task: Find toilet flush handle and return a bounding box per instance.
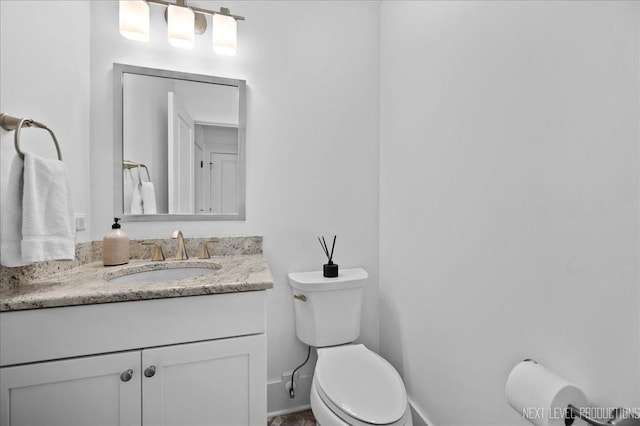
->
[293,294,306,302]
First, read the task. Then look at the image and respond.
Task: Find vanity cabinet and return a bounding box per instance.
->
[0,292,267,426]
[143,335,264,426]
[0,351,141,426]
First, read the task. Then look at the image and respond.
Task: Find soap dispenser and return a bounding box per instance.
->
[103,218,130,266]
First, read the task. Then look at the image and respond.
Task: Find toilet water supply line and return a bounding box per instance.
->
[289,346,311,398]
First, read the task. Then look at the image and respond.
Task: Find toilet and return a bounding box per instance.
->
[288,268,412,426]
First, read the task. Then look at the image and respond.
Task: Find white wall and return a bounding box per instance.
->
[0,0,91,244]
[379,1,639,425]
[200,125,238,151]
[89,0,380,413]
[174,80,239,125]
[123,74,174,213]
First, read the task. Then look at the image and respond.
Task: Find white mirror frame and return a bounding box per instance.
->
[113,63,246,221]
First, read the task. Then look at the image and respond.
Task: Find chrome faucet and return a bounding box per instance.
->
[171,230,189,260]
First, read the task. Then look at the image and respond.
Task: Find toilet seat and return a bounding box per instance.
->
[314,345,407,425]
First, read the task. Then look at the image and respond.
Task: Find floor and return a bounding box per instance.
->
[268,409,317,426]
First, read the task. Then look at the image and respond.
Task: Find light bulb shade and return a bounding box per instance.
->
[168,5,195,49]
[212,13,237,56]
[119,0,150,42]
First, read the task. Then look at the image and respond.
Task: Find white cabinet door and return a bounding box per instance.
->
[142,334,266,426]
[0,351,141,426]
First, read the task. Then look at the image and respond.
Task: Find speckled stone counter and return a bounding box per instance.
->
[0,236,272,312]
[0,236,263,287]
[0,254,273,312]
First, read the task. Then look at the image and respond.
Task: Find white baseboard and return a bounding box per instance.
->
[267,374,313,418]
[267,404,312,419]
[409,396,434,426]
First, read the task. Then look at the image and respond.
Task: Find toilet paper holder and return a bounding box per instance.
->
[565,405,640,426]
[522,360,640,426]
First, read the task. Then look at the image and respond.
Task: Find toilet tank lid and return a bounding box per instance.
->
[288,268,368,291]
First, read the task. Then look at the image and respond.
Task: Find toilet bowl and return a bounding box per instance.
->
[288,269,412,426]
[310,344,412,426]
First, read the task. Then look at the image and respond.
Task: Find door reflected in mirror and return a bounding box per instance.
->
[114,64,246,221]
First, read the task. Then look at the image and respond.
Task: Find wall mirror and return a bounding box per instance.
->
[114,63,246,221]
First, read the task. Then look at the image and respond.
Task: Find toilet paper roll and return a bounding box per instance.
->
[506,360,588,426]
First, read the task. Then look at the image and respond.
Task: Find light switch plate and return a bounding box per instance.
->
[75,214,86,231]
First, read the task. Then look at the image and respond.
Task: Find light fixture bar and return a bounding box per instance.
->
[146,0,245,21]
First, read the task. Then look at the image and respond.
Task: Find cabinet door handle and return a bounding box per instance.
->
[120,369,134,382]
[144,365,156,378]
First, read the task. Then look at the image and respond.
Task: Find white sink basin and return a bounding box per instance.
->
[108,266,217,283]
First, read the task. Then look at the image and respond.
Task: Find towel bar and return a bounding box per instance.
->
[123,160,151,182]
[0,113,63,161]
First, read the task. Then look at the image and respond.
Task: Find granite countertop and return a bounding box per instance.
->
[0,254,273,312]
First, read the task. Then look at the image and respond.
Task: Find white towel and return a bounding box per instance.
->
[20,153,75,264]
[130,181,157,214]
[130,182,143,214]
[123,169,136,215]
[140,181,157,214]
[1,156,25,266]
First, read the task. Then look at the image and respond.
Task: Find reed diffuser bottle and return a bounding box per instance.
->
[319,235,338,278]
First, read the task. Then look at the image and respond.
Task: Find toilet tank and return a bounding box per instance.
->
[288,268,368,347]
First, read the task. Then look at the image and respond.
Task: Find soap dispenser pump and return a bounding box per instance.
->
[103,218,130,266]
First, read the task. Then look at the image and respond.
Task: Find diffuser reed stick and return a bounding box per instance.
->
[318,237,330,258]
[329,235,336,264]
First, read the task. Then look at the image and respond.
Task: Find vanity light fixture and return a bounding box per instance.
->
[119,0,150,42]
[119,0,244,55]
[167,4,195,48]
[212,9,237,55]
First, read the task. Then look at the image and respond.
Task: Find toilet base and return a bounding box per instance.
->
[310,376,413,426]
